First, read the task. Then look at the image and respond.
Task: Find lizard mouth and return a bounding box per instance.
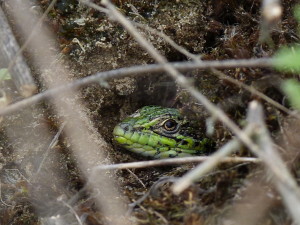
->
[113,122,211,158]
[112,106,215,158]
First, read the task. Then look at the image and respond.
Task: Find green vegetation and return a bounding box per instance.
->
[274,46,300,73]
[0,68,11,81]
[282,79,300,110]
[274,5,300,73]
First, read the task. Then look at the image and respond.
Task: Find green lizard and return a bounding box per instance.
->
[113,106,214,159]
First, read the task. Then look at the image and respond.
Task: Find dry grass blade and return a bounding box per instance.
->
[58,196,84,225]
[94,156,260,171]
[133,22,200,61]
[172,125,255,194]
[34,122,66,177]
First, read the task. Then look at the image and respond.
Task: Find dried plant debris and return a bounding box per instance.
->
[0,0,300,224]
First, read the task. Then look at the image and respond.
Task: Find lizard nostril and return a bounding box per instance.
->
[113,106,213,159]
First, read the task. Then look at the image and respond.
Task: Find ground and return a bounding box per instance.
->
[0,0,299,224]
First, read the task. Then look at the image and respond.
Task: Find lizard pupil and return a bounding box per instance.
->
[163,119,178,131]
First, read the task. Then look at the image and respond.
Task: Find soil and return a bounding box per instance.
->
[0,0,299,224]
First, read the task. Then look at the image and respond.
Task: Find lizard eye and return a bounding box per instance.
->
[163,119,178,131]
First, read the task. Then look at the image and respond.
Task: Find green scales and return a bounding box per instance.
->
[113,106,214,158]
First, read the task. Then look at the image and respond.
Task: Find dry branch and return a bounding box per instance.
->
[250,101,300,224]
[260,0,282,42]
[134,21,295,118]
[0,58,272,117]
[211,68,294,116]
[262,0,282,22]
[94,156,260,171]
[0,7,36,97]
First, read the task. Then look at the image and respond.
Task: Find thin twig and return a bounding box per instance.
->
[58,196,83,225]
[172,125,255,193]
[0,183,13,207]
[85,4,300,217]
[211,68,296,117]
[94,156,260,171]
[126,169,146,188]
[127,177,177,215]
[34,122,66,176]
[152,210,169,225]
[0,59,272,117]
[6,0,58,73]
[251,101,300,224]
[135,21,295,118]
[128,162,251,216]
[89,0,263,183]
[133,22,201,61]
[0,7,36,96]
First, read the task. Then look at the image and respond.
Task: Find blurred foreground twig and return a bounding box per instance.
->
[252,101,300,224]
[0,7,36,96]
